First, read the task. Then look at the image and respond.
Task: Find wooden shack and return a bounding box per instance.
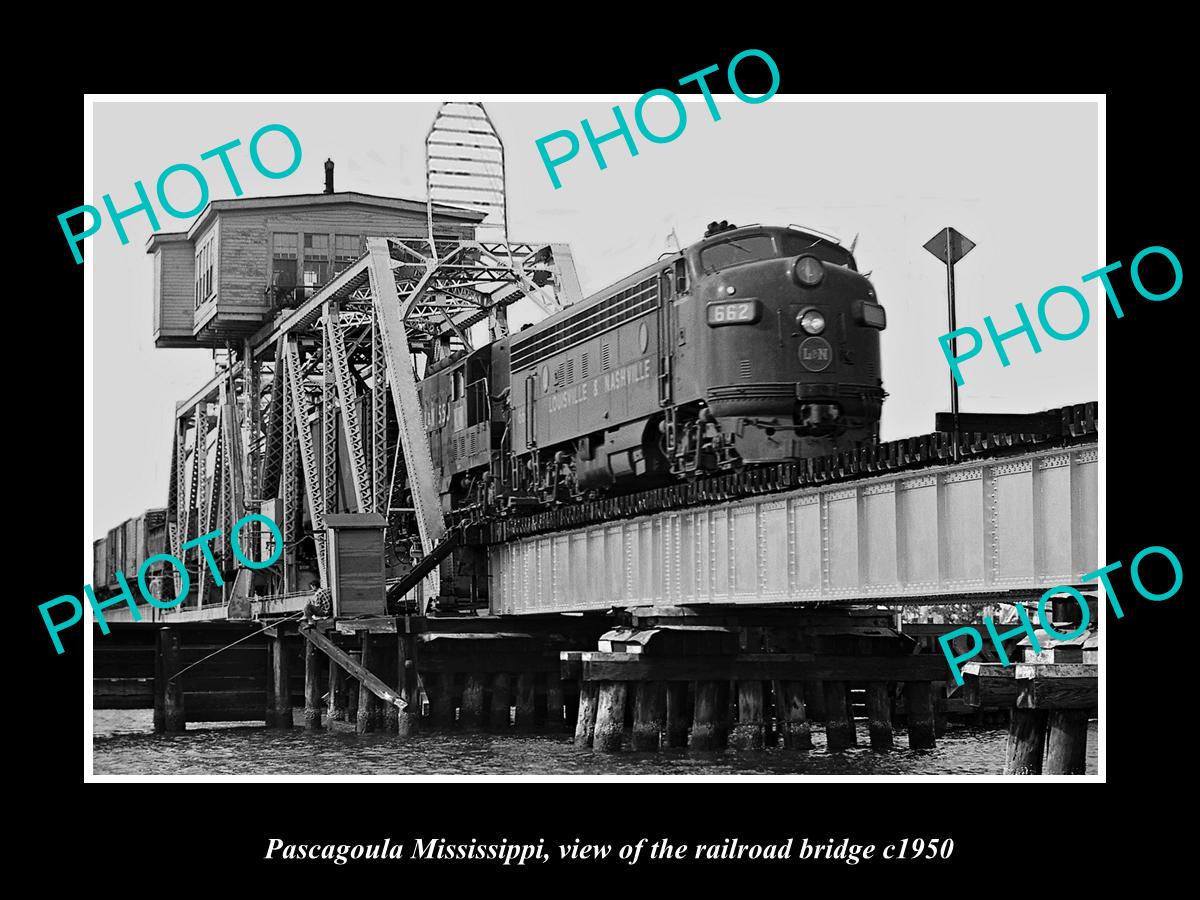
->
[324,513,388,616]
[147,190,483,350]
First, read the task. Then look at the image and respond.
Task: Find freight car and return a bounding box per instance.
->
[418,221,887,512]
[91,508,169,598]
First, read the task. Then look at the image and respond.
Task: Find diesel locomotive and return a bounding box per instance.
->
[418,221,887,513]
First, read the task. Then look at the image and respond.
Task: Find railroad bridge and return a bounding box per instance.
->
[93,103,1098,774]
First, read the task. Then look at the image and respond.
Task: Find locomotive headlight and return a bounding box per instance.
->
[798,308,826,335]
[793,255,825,287]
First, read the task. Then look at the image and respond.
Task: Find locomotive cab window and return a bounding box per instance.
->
[700,231,857,274]
[674,258,688,294]
[700,235,776,273]
[779,233,856,270]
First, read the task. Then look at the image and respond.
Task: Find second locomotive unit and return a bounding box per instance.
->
[418,221,888,512]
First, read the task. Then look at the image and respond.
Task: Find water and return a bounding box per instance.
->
[93,711,1098,775]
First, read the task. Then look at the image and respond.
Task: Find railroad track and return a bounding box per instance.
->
[453,402,1098,545]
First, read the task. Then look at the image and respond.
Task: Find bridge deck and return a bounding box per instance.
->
[490,443,1098,615]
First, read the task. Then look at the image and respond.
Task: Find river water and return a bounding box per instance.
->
[92,711,1097,776]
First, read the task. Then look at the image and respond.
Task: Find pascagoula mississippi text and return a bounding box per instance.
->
[265,838,549,866]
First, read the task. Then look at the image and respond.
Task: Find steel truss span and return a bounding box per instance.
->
[162,230,582,610]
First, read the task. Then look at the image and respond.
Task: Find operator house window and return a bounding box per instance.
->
[334,234,360,274]
[304,233,331,291]
[272,232,299,297]
[194,235,216,309]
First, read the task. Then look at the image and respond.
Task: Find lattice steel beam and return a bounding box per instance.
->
[167,420,185,595]
[370,308,389,515]
[261,340,286,499]
[245,341,261,501]
[281,365,299,593]
[284,337,328,585]
[326,308,373,513]
[223,390,246,528]
[322,309,339,517]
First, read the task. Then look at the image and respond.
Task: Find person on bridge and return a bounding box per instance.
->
[303,580,333,626]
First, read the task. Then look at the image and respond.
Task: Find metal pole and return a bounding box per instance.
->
[945,229,960,463]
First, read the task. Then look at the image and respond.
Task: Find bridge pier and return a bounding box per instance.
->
[689,681,728,751]
[593,682,628,752]
[304,638,322,730]
[515,673,537,730]
[328,659,348,723]
[268,630,292,729]
[665,682,690,747]
[960,662,1097,775]
[488,673,511,729]
[904,681,936,749]
[632,681,665,751]
[775,680,812,750]
[731,680,765,750]
[823,681,855,750]
[557,607,964,755]
[396,634,419,736]
[1045,709,1090,774]
[866,682,893,749]
[460,673,486,729]
[356,633,383,734]
[545,675,565,731]
[153,627,185,733]
[574,682,598,746]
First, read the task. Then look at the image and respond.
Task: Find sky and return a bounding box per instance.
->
[91,98,1099,535]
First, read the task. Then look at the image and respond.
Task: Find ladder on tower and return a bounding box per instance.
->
[426,101,509,253]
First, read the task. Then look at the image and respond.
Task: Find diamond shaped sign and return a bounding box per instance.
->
[923,227,976,265]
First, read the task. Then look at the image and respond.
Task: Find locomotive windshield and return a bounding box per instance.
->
[700,230,855,273]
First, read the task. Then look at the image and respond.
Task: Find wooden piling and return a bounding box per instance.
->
[804,680,827,721]
[1044,709,1089,774]
[933,680,948,738]
[515,672,537,730]
[544,676,565,730]
[357,633,381,734]
[574,682,598,746]
[665,681,690,748]
[381,642,399,733]
[866,682,893,750]
[269,632,292,729]
[431,671,457,728]
[303,636,322,730]
[690,680,728,751]
[489,672,512,729]
[346,669,359,723]
[905,681,937,750]
[593,681,628,752]
[731,680,765,750]
[153,627,185,733]
[631,681,665,751]
[774,680,812,750]
[328,659,347,723]
[1005,709,1048,774]
[396,633,418,737]
[460,673,486,729]
[563,679,581,730]
[823,681,854,751]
